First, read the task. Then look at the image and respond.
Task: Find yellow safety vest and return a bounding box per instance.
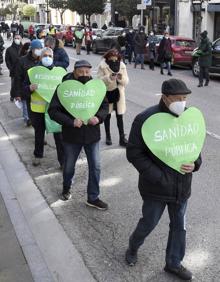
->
[31,91,47,113]
[48,28,55,36]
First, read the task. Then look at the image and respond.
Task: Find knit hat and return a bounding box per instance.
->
[74,60,92,69]
[162,79,191,95]
[30,39,43,50]
[200,30,208,39]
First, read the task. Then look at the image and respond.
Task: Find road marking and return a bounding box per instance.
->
[155,93,162,96]
[206,130,220,140]
[0,82,5,86]
[0,92,9,96]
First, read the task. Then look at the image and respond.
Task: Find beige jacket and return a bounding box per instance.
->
[97,60,129,115]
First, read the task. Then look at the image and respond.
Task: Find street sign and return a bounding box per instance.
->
[137,3,146,10]
[143,0,152,6]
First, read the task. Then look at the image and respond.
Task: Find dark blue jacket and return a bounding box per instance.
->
[53,47,69,70]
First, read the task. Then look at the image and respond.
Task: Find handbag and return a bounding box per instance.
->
[106,88,120,104]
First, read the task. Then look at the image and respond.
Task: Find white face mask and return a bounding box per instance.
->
[129,30,133,33]
[150,32,154,36]
[34,49,42,57]
[169,101,186,116]
[165,36,169,39]
[14,39,21,45]
[42,56,53,67]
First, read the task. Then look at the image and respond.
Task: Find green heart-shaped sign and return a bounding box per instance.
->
[28,66,67,103]
[75,30,84,39]
[57,79,106,124]
[141,107,206,173]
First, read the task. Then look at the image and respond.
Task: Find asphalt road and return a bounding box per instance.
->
[1,40,220,282]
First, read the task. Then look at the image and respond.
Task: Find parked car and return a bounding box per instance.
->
[92,27,124,54]
[92,28,104,40]
[192,37,220,76]
[145,35,196,66]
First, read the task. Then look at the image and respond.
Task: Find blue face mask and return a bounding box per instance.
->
[42,56,53,67]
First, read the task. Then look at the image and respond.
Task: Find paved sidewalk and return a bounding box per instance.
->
[0,192,34,282]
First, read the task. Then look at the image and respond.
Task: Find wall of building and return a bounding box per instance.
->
[201,3,215,41]
[178,1,193,38]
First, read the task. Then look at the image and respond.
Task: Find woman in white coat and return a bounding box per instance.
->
[97,49,129,146]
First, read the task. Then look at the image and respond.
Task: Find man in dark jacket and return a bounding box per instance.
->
[197,30,212,87]
[158,31,172,76]
[125,79,202,281]
[48,60,109,210]
[0,33,4,75]
[5,34,23,101]
[44,36,69,69]
[134,26,147,69]
[125,28,135,64]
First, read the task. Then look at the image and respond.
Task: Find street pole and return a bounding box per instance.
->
[141,9,143,26]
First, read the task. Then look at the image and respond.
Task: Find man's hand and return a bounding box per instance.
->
[30,84,38,92]
[88,116,99,126]
[15,97,21,101]
[73,118,83,128]
[180,163,195,174]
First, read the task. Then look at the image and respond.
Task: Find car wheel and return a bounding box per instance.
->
[192,59,200,77]
[92,42,98,54]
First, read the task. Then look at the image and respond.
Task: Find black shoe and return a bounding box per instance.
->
[141,66,145,70]
[168,72,172,76]
[106,136,112,145]
[26,119,31,127]
[10,97,14,102]
[86,199,108,210]
[204,81,209,86]
[119,135,128,147]
[160,70,164,75]
[61,191,72,201]
[197,83,203,87]
[44,140,47,145]
[164,264,192,281]
[125,248,138,266]
[134,63,137,69]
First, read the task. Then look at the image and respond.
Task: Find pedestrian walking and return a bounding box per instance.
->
[197,31,212,87]
[125,79,202,281]
[84,26,93,55]
[18,23,24,38]
[10,21,18,38]
[48,24,56,37]
[158,31,173,76]
[44,36,69,70]
[134,26,147,69]
[97,49,129,147]
[0,33,4,75]
[5,34,23,102]
[15,39,43,131]
[74,26,84,55]
[28,24,35,41]
[125,28,135,64]
[48,59,109,210]
[148,31,157,70]
[117,31,127,64]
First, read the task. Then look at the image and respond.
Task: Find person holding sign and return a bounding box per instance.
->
[26,47,66,167]
[48,60,109,210]
[74,26,84,55]
[97,49,129,147]
[125,79,204,281]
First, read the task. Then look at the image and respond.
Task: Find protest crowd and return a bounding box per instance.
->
[1,26,207,281]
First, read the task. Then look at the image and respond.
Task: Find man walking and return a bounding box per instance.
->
[134,26,147,69]
[125,79,202,281]
[197,30,212,87]
[158,31,173,76]
[48,60,109,210]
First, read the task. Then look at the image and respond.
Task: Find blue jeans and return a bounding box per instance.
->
[22,100,29,122]
[63,141,101,201]
[129,198,187,268]
[135,53,144,65]
[161,61,171,74]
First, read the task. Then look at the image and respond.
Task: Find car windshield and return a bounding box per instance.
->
[213,39,220,50]
[175,40,195,48]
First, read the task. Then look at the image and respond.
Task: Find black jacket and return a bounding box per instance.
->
[5,42,22,77]
[48,73,109,144]
[157,37,172,63]
[126,100,202,203]
[0,34,4,64]
[14,51,39,99]
[134,32,147,54]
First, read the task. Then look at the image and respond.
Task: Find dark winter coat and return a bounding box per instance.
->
[157,37,172,63]
[148,35,157,60]
[126,32,135,48]
[53,42,69,70]
[5,42,22,77]
[134,32,147,54]
[0,34,4,64]
[14,51,39,99]
[48,73,109,144]
[126,100,202,203]
[198,37,212,68]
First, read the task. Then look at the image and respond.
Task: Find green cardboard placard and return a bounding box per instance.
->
[141,107,206,173]
[28,66,67,103]
[57,79,106,124]
[75,30,84,39]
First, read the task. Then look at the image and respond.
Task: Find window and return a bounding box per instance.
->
[175,40,196,48]
[213,39,220,51]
